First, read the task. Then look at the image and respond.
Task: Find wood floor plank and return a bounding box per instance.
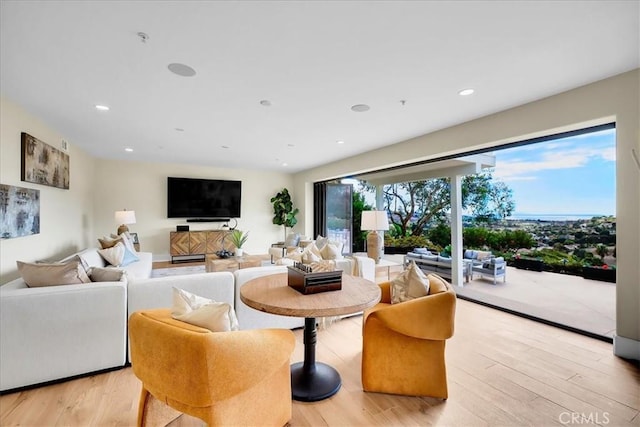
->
[485,363,633,426]
[1,299,638,427]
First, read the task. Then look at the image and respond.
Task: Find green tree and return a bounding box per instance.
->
[463,227,490,248]
[596,244,609,260]
[489,181,516,220]
[427,224,451,248]
[372,171,515,237]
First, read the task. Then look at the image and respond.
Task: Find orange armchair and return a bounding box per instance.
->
[361,273,456,398]
[129,309,295,426]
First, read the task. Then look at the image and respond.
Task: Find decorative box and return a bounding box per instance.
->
[287,264,343,295]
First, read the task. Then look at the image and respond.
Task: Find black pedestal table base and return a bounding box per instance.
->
[291,317,341,402]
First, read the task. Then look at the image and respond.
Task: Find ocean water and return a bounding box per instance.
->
[506,213,613,221]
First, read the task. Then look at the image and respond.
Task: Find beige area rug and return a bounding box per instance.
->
[151,265,206,278]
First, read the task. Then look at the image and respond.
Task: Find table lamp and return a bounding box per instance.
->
[361,210,389,264]
[114,209,136,235]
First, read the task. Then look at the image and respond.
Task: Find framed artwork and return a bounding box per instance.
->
[0,184,40,239]
[21,132,70,189]
[129,232,140,244]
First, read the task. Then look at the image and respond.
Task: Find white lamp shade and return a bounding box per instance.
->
[114,210,136,225]
[361,210,389,231]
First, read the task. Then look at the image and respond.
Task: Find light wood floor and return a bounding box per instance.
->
[1,299,638,426]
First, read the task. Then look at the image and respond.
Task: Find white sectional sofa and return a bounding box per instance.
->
[0,248,376,392]
[0,246,153,392]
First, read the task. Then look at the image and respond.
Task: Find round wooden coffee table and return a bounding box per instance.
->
[240,272,380,402]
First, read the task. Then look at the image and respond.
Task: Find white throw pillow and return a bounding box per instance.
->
[112,232,138,254]
[98,242,125,266]
[315,235,329,250]
[391,261,430,304]
[301,242,322,263]
[171,287,239,332]
[98,242,138,267]
[320,242,344,260]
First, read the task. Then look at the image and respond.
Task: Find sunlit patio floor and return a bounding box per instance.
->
[382,255,616,340]
[454,266,616,339]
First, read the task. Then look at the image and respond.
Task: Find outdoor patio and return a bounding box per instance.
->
[384,256,616,340]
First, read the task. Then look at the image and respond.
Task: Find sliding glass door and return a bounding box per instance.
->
[314,182,353,254]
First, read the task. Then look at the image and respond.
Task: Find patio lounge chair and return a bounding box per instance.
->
[472,257,506,285]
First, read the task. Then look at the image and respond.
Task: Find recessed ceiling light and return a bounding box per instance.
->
[95,105,109,111]
[260,100,272,107]
[168,63,196,77]
[351,104,370,112]
[458,88,475,96]
[337,140,345,144]
[282,162,288,167]
[125,148,133,152]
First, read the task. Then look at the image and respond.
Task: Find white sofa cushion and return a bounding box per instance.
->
[0,279,127,391]
[121,251,153,279]
[74,248,107,269]
[233,266,305,331]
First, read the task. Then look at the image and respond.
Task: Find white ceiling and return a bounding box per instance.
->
[1,1,638,173]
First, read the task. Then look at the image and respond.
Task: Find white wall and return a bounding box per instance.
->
[91,159,293,261]
[1,96,294,280]
[0,97,96,283]
[294,69,640,353]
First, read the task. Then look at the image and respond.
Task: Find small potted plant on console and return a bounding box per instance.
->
[229,229,249,257]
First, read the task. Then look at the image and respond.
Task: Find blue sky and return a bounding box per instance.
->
[492,128,616,216]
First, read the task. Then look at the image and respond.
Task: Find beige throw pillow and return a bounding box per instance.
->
[98,236,123,249]
[17,260,91,287]
[88,267,125,282]
[171,287,239,332]
[391,261,430,304]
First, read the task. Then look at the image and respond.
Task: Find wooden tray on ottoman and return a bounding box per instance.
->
[287,265,343,295]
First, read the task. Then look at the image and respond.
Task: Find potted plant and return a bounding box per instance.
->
[229,229,249,256]
[270,188,299,241]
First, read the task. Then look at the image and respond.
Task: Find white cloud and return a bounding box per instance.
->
[494,140,615,181]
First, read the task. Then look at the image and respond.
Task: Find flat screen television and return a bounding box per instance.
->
[167,177,241,219]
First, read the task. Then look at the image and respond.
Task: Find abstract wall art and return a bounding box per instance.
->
[0,184,40,239]
[21,132,69,189]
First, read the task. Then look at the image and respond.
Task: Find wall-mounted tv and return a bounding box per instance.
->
[167,177,241,219]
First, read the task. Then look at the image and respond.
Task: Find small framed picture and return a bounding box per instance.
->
[129,232,139,244]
